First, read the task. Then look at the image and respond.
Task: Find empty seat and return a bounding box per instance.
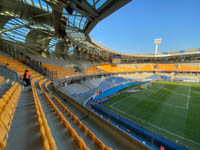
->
[0,122,8,150]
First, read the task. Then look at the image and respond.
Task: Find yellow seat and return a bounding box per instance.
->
[87,130,95,140]
[48,136,57,150]
[80,124,87,132]
[4,105,14,119]
[75,118,82,126]
[95,138,105,149]
[7,101,16,110]
[2,95,9,104]
[0,99,5,112]
[10,95,18,104]
[40,126,47,142]
[5,91,11,96]
[60,114,65,122]
[64,120,70,128]
[74,135,85,149]
[0,111,11,131]
[68,127,77,138]
[43,138,50,150]
[104,147,113,150]
[42,119,49,130]
[0,122,8,150]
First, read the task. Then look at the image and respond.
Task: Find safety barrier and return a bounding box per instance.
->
[0,82,21,149]
[90,81,143,104]
[91,104,186,150]
[0,64,19,82]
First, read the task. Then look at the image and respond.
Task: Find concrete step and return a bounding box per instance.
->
[5,91,43,150]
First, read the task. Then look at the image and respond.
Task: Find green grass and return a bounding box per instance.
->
[102,81,200,149]
[117,82,143,93]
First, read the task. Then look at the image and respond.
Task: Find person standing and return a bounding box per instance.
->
[23,70,30,86]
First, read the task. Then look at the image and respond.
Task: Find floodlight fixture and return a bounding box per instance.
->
[154,38,162,55]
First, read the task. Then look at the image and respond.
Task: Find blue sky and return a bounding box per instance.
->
[89,0,200,54]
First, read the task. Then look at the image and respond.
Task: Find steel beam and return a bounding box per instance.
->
[0,23,30,33]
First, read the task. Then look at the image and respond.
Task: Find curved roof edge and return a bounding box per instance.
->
[85,0,131,41]
[92,40,200,57]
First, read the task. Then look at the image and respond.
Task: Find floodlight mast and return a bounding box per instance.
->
[154,38,162,55]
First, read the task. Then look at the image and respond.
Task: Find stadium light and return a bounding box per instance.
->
[154,38,162,55]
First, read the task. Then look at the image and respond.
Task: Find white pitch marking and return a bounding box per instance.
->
[111,86,186,109]
[186,86,191,110]
[127,96,185,109]
[111,106,200,146]
[111,84,164,107]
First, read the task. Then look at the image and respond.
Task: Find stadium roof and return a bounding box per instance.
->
[0,0,131,57]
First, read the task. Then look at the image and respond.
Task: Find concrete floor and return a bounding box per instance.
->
[5,91,43,150]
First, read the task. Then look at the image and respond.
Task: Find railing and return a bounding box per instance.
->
[0,39,50,79]
[91,104,186,150]
[0,64,19,82]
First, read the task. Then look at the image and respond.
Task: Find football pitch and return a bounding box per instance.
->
[102,81,200,149]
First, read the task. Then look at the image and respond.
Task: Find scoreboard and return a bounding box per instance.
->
[112,55,121,64]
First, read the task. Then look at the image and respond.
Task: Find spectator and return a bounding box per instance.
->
[160,146,165,150]
[23,70,30,86]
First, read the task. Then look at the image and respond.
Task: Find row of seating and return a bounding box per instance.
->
[157,64,175,71]
[85,65,105,74]
[93,64,156,72]
[0,82,21,149]
[31,77,57,150]
[38,79,90,150]
[0,56,38,79]
[100,64,121,72]
[97,64,200,72]
[0,76,4,84]
[139,64,155,71]
[44,81,112,150]
[43,64,81,80]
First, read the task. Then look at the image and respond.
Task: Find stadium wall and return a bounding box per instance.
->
[89,81,145,105]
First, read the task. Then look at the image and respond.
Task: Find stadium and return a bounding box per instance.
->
[0,0,199,150]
